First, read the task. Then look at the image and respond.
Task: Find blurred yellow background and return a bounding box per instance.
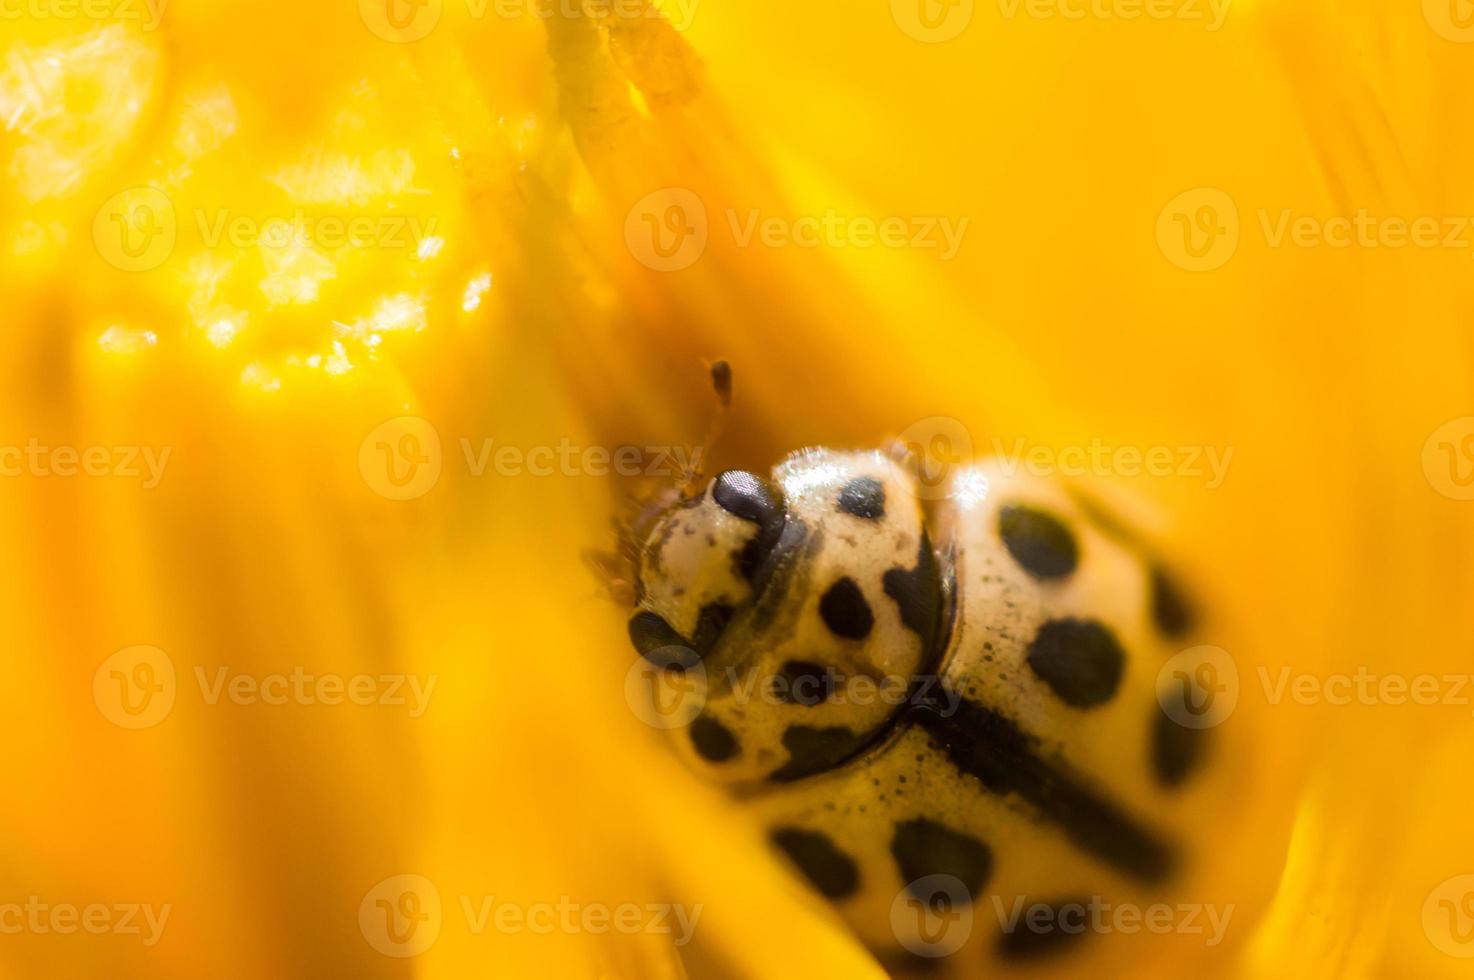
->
[2,0,1473,976]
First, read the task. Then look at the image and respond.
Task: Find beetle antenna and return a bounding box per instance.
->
[679,359,731,497]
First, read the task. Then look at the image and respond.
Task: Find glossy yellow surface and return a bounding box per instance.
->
[1,1,1471,976]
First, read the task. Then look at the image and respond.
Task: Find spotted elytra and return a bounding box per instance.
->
[617,378,1224,967]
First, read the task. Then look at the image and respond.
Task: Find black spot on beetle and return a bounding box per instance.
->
[998,504,1078,580]
[627,611,692,663]
[769,827,859,899]
[837,476,886,519]
[995,896,1094,960]
[774,660,838,706]
[770,726,867,781]
[891,818,993,902]
[884,532,943,653]
[819,577,873,639]
[689,715,738,762]
[1151,701,1209,787]
[1150,564,1196,637]
[1026,618,1125,708]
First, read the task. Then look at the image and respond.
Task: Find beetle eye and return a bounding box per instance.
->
[713,470,787,582]
[712,470,784,529]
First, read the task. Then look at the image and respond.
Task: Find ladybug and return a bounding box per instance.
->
[621,410,1218,966]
